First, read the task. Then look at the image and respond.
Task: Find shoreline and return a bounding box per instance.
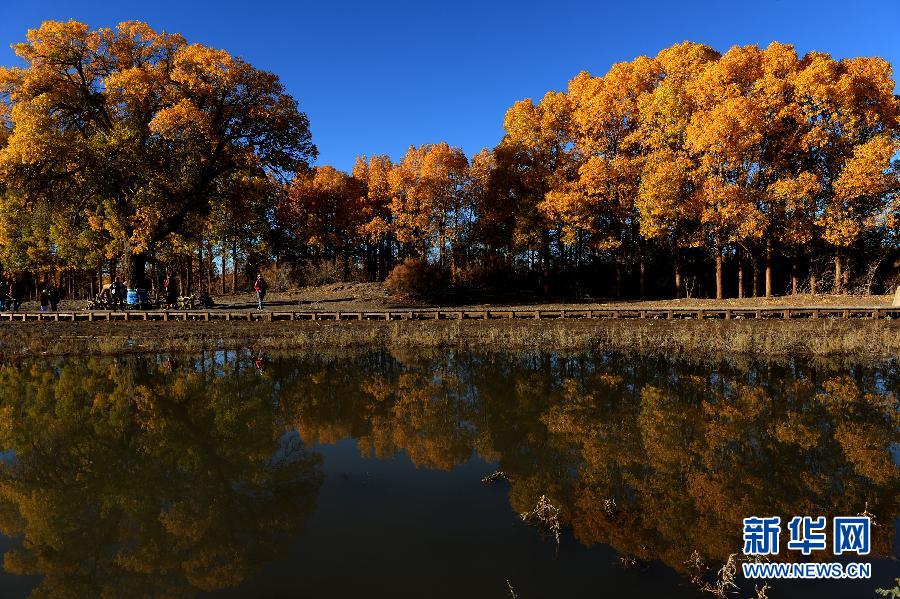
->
[0,318,897,362]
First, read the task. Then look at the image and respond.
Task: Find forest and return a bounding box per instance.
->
[0,20,897,300]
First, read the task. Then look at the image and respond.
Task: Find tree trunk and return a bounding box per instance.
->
[197,243,204,293]
[752,261,759,297]
[791,254,798,295]
[123,240,147,290]
[614,253,623,299]
[674,251,682,299]
[187,255,193,294]
[231,242,238,294]
[639,257,646,300]
[715,249,724,300]
[206,241,213,294]
[809,270,817,295]
[834,252,843,293]
[221,242,227,295]
[764,239,772,298]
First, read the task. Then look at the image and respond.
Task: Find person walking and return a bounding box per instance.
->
[254,274,267,310]
[49,286,59,311]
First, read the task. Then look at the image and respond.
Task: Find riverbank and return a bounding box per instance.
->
[0,318,897,362]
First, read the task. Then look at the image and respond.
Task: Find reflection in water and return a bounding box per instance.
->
[0,351,897,597]
[0,356,323,597]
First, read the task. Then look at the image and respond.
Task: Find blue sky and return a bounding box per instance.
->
[1,0,898,171]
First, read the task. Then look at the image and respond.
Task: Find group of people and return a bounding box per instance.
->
[0,275,26,311]
[0,272,269,312]
[0,275,61,312]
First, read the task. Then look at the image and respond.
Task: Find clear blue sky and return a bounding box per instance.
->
[2,0,898,171]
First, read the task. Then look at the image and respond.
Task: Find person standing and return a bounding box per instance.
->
[164,273,177,308]
[49,286,59,311]
[254,274,267,310]
[39,288,50,312]
[110,277,125,310]
[0,274,7,311]
[10,277,23,312]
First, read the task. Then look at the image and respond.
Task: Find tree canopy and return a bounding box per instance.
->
[0,20,315,287]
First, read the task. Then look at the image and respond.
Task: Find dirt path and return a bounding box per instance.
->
[27,282,895,313]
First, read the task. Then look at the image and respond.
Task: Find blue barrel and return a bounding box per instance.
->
[126,289,148,306]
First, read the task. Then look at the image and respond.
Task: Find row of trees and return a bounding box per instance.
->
[284,42,899,298]
[0,22,897,298]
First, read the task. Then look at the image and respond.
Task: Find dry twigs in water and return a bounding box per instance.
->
[520,494,561,547]
[482,470,509,485]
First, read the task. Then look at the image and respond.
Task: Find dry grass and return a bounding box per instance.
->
[0,318,897,361]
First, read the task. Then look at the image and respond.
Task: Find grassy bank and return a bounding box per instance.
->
[0,318,897,361]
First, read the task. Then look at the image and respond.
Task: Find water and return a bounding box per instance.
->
[0,350,896,598]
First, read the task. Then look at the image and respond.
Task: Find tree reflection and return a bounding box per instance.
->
[275,351,898,575]
[0,351,896,596]
[0,355,323,597]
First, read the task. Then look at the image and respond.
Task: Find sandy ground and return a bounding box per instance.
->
[6,282,896,313]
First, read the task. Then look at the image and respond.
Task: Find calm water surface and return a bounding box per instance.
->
[0,350,896,598]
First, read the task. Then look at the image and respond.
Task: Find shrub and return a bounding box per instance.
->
[301,258,345,286]
[384,258,446,299]
[453,258,512,290]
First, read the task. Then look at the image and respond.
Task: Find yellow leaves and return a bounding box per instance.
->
[821,135,899,247]
[834,135,897,201]
[282,165,363,251]
[687,95,763,163]
[172,44,237,96]
[655,41,719,86]
[502,91,573,156]
[149,98,211,140]
[387,142,469,254]
[636,150,695,240]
